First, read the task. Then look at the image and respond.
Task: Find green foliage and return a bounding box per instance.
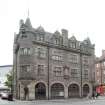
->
[4,71,13,88]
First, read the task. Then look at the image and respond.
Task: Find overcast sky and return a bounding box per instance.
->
[0,0,105,65]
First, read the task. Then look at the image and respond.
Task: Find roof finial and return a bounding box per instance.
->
[27,0,30,18]
[28,8,29,17]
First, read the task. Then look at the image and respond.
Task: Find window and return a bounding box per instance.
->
[84,65,89,69]
[20,65,31,72]
[20,27,26,34]
[69,54,78,63]
[84,70,88,79]
[38,48,46,58]
[53,67,62,76]
[83,56,88,64]
[69,42,76,48]
[37,35,44,41]
[96,63,100,68]
[35,47,46,58]
[55,39,59,45]
[71,69,78,78]
[97,79,100,83]
[38,65,44,75]
[97,71,99,76]
[21,34,27,38]
[52,55,63,61]
[20,48,31,55]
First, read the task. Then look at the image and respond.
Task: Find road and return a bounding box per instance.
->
[0,96,105,105]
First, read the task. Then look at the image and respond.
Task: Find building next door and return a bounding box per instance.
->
[68,84,79,98]
[35,83,46,99]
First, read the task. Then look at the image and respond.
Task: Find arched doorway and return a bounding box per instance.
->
[35,83,46,99]
[68,84,79,98]
[51,83,64,99]
[83,84,89,97]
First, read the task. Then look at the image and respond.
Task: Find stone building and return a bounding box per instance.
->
[13,17,95,100]
[95,50,105,94]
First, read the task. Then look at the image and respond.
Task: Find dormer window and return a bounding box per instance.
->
[69,42,76,48]
[72,42,76,48]
[55,38,59,45]
[37,35,44,41]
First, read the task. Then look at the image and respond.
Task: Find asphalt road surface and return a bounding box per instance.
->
[0,96,105,105]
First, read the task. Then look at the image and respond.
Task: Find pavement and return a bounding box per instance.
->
[0,96,105,105]
[14,96,105,102]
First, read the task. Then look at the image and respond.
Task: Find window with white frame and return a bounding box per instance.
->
[20,48,31,55]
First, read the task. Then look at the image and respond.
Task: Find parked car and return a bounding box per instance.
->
[1,92,9,100]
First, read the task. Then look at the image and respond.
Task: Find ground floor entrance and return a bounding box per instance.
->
[35,83,46,99]
[83,84,89,97]
[68,84,80,98]
[51,83,64,99]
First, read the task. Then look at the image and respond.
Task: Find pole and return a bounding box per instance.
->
[80,45,83,98]
[15,50,18,99]
[100,62,102,86]
[47,44,50,100]
[100,61,103,95]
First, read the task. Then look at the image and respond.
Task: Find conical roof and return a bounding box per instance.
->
[25,17,32,28]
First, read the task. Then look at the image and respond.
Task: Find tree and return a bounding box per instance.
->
[4,71,13,89]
